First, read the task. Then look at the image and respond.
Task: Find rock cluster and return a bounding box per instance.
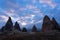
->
[0,15,60,32]
[42,15,59,32]
[32,25,37,32]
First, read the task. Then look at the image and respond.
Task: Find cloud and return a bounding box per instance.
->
[0,8,20,22]
[6,1,20,9]
[0,5,44,26]
[0,0,45,26]
[35,19,43,24]
[11,16,20,22]
[19,5,44,17]
[26,5,44,16]
[20,22,27,26]
[2,9,19,17]
[19,7,27,12]
[39,0,57,8]
[0,15,8,22]
[26,5,37,10]
[17,14,43,26]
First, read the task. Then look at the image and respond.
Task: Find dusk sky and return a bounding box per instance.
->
[0,0,60,29]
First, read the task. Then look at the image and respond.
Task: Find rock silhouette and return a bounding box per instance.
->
[0,15,60,40]
[51,17,59,31]
[22,28,27,32]
[0,16,60,32]
[32,25,37,32]
[14,22,21,31]
[42,15,54,32]
[0,26,5,32]
[1,17,13,32]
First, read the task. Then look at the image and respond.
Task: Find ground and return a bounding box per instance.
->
[0,32,60,40]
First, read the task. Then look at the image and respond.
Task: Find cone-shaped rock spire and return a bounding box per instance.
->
[22,28,27,32]
[42,15,54,32]
[32,25,37,32]
[4,17,13,31]
[43,15,50,22]
[51,17,59,30]
[14,22,21,31]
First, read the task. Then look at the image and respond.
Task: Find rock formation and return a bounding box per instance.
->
[32,25,37,32]
[1,17,13,31]
[42,15,54,32]
[14,22,21,31]
[22,28,27,32]
[51,17,59,31]
[0,26,5,32]
[0,15,60,33]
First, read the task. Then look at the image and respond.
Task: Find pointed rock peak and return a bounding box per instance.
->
[22,28,27,32]
[42,15,54,32]
[43,15,51,23]
[32,25,37,32]
[33,25,36,29]
[52,17,58,24]
[15,21,19,25]
[7,17,13,24]
[52,17,56,22]
[14,22,20,28]
[44,15,50,20]
[52,17,55,20]
[14,21,21,31]
[52,17,59,30]
[9,17,11,20]
[6,17,13,24]
[4,17,13,31]
[8,17,11,21]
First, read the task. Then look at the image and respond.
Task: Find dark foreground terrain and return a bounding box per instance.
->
[0,32,60,40]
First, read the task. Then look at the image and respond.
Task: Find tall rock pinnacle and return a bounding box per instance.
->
[4,17,13,31]
[22,28,27,32]
[51,17,59,30]
[42,15,54,32]
[32,25,37,32]
[14,22,21,31]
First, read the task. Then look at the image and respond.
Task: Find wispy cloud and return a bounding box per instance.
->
[26,5,37,10]
[0,0,44,26]
[1,5,43,26]
[0,15,8,22]
[39,0,57,8]
[6,0,19,9]
[4,9,15,16]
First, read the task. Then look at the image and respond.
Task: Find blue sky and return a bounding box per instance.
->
[0,0,60,29]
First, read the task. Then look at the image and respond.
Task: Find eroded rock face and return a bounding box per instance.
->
[32,25,37,32]
[14,22,21,31]
[2,17,13,31]
[51,17,59,31]
[42,15,54,32]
